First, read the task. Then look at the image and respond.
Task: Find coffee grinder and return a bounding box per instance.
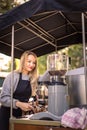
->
[47,53,69,116]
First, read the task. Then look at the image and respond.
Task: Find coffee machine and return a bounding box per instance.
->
[30,53,69,120]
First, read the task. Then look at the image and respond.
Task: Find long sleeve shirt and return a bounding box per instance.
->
[0,71,29,109]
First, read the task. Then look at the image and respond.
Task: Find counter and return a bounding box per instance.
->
[9,118,83,130]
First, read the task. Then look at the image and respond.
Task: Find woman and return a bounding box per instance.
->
[0,51,38,130]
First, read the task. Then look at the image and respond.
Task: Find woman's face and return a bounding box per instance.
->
[23,54,36,74]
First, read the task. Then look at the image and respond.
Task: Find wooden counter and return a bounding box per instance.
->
[9,118,83,130]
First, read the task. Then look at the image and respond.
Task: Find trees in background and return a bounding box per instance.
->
[0,0,14,13]
[67,44,83,69]
[0,0,28,13]
[38,54,47,75]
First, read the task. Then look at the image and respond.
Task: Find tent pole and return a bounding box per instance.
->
[10,25,14,118]
[81,13,87,103]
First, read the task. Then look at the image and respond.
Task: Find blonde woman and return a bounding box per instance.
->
[0,51,38,130]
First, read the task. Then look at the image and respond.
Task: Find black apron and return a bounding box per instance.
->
[0,73,32,130]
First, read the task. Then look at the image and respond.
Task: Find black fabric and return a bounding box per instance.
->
[0,0,87,31]
[0,0,44,31]
[0,106,10,130]
[13,73,32,102]
[0,73,32,130]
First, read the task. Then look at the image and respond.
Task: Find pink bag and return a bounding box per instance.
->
[61,108,87,129]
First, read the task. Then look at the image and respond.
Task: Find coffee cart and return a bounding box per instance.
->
[0,0,87,130]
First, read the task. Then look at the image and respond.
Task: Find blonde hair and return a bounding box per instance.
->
[17,51,38,96]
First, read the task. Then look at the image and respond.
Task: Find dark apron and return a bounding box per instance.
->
[0,73,31,130]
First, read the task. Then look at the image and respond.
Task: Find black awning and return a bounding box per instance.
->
[0,0,87,58]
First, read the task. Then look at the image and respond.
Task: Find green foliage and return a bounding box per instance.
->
[38,54,48,75]
[7,59,17,71]
[0,0,29,14]
[0,0,14,13]
[67,44,83,69]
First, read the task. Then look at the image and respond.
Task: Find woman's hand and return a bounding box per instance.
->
[16,101,34,112]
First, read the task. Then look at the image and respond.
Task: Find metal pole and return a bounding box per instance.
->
[10,25,14,118]
[82,13,87,103]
